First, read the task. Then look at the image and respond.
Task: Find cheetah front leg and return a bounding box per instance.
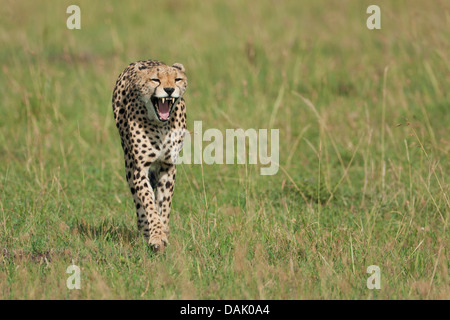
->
[154,163,177,236]
[129,164,168,251]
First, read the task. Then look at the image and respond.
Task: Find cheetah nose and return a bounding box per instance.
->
[164,88,175,95]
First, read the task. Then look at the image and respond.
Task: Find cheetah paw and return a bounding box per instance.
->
[149,234,168,252]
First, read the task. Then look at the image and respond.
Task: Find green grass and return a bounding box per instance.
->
[0,0,448,299]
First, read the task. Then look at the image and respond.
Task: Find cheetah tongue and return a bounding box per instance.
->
[158,100,170,120]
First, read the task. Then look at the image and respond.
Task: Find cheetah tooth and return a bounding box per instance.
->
[162,97,165,103]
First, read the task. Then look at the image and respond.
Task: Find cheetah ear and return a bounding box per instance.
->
[172,63,185,73]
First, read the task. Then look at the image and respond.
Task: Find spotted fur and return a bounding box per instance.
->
[112,60,187,251]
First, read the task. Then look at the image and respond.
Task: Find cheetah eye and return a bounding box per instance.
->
[175,78,183,82]
[151,78,160,83]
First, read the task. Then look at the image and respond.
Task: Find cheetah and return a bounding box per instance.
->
[112,60,187,251]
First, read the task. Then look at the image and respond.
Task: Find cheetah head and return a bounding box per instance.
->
[138,62,187,122]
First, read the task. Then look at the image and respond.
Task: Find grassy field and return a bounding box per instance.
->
[0,0,448,300]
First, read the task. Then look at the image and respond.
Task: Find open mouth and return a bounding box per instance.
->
[150,97,176,121]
